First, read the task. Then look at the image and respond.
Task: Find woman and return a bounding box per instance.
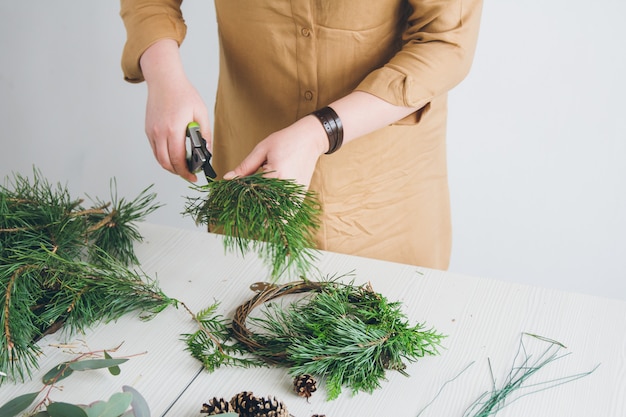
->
[120,0,483,269]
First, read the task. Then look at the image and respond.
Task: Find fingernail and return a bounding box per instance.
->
[223,171,235,180]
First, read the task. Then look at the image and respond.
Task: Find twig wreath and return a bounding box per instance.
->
[183,276,445,400]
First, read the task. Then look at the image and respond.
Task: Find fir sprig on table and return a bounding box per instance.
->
[183,174,321,280]
[0,168,175,382]
[182,302,264,372]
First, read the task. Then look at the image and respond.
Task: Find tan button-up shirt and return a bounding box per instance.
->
[121,0,483,269]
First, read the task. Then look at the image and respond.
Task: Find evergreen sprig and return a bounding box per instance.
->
[1,168,174,382]
[183,174,321,280]
[182,303,264,372]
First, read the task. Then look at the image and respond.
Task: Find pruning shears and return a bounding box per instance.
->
[186,122,217,180]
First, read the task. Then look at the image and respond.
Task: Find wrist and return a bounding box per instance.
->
[310,106,344,154]
[140,39,186,84]
[299,114,333,155]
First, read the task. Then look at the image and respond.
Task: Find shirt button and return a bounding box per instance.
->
[301,27,311,37]
[304,91,314,100]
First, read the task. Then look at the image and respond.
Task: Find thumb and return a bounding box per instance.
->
[195,114,212,150]
[223,148,266,180]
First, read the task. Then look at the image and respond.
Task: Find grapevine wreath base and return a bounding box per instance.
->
[231,280,328,364]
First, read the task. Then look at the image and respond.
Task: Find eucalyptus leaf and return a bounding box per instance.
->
[42,363,74,384]
[83,401,107,417]
[0,391,38,417]
[47,402,89,417]
[122,386,151,417]
[32,412,50,417]
[83,393,132,417]
[104,351,122,376]
[69,358,128,372]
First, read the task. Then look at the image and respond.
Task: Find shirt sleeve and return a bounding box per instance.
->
[120,0,187,83]
[355,0,483,109]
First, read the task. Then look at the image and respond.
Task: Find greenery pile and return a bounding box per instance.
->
[0,169,175,382]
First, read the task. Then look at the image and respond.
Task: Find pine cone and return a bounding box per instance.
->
[230,391,260,416]
[293,374,317,399]
[253,395,289,417]
[201,397,235,415]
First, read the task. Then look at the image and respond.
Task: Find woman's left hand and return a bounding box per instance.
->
[223,115,329,189]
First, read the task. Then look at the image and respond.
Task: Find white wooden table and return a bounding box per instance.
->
[2,223,625,416]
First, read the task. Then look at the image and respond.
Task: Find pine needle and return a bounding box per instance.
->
[416,332,600,417]
[462,333,599,417]
[86,178,161,265]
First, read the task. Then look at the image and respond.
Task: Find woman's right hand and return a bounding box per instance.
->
[140,39,211,182]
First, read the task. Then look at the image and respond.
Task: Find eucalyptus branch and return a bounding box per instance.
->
[183,174,322,280]
[0,344,150,417]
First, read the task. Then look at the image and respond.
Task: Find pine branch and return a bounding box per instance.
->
[183,174,321,280]
[0,168,174,382]
[86,178,162,265]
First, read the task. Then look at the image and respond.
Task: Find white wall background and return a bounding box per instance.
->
[1,1,624,301]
